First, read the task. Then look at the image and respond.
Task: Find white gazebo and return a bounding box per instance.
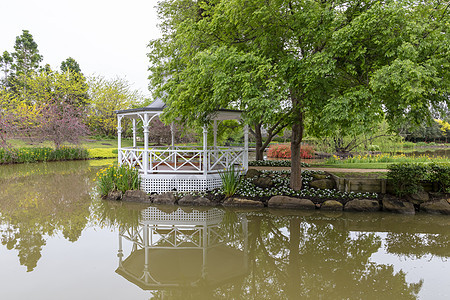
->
[115,99,248,193]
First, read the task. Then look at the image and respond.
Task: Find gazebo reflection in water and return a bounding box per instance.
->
[116,206,249,294]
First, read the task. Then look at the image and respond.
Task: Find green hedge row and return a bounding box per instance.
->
[387,162,450,196]
[0,147,89,164]
[248,160,310,168]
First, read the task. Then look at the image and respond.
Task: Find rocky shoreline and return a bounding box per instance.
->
[105,189,450,215]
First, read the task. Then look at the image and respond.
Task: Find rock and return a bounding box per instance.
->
[245,169,262,179]
[252,177,274,189]
[223,198,264,207]
[153,192,176,205]
[447,199,450,205]
[320,200,343,211]
[178,194,212,206]
[312,173,328,180]
[122,190,150,203]
[344,199,380,212]
[406,191,430,205]
[382,197,415,215]
[268,196,315,210]
[309,179,335,190]
[105,190,122,201]
[420,200,450,215]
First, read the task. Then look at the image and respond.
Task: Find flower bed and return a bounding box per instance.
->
[267,144,315,159]
[248,160,310,167]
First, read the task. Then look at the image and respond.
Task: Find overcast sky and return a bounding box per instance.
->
[0,0,161,98]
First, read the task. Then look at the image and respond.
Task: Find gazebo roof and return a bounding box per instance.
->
[115,98,242,121]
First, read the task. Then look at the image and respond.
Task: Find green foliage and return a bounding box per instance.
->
[248,160,310,168]
[95,165,140,196]
[0,146,88,164]
[219,165,242,197]
[429,163,450,193]
[87,148,117,159]
[87,76,145,136]
[387,163,429,197]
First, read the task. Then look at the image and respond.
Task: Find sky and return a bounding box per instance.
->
[0,0,161,98]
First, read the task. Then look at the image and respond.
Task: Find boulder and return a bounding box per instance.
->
[245,169,262,179]
[252,177,274,189]
[320,200,343,211]
[406,191,430,205]
[105,190,122,201]
[344,199,380,212]
[309,179,335,190]
[382,197,415,215]
[178,194,212,206]
[268,196,315,210]
[223,198,264,207]
[153,192,176,205]
[122,190,150,203]
[312,173,328,180]
[420,200,450,215]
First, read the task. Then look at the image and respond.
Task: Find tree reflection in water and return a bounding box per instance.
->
[0,161,94,271]
[115,208,429,299]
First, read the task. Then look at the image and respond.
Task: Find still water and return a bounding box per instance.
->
[0,161,449,300]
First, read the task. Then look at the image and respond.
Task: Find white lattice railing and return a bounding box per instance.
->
[119,146,245,174]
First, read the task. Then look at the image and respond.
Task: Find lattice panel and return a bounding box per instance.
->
[142,207,224,222]
[141,176,223,193]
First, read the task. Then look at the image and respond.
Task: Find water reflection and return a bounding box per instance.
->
[116,207,249,298]
[0,161,94,271]
[0,160,448,298]
[111,207,433,299]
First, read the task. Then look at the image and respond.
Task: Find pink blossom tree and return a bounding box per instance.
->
[38,100,89,149]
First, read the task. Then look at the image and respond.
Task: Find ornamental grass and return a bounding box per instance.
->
[0,146,88,164]
[95,164,140,196]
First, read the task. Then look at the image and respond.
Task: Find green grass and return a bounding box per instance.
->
[317,163,390,169]
[88,148,118,159]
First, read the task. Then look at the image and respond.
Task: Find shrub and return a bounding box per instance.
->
[387,163,429,197]
[96,164,140,196]
[429,162,450,193]
[248,160,310,167]
[267,144,315,159]
[219,165,242,197]
[367,144,380,151]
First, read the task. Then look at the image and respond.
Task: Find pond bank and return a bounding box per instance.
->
[106,189,450,216]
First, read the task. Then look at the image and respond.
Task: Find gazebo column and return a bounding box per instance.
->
[171,122,175,163]
[203,125,208,176]
[132,119,137,148]
[143,114,150,174]
[244,124,249,170]
[117,115,123,165]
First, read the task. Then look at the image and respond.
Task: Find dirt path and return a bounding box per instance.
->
[249,166,388,173]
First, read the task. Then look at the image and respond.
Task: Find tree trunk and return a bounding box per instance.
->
[290,90,303,190]
[254,122,264,160]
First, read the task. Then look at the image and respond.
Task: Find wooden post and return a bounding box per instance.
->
[244,124,249,171]
[203,125,208,176]
[117,115,123,165]
[143,114,149,174]
[132,118,136,148]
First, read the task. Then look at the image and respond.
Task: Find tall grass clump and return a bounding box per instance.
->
[0,146,89,164]
[96,165,140,196]
[219,165,242,197]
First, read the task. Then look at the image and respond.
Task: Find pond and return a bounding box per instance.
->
[0,160,449,299]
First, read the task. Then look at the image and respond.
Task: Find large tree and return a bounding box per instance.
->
[87,76,145,137]
[149,0,450,190]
